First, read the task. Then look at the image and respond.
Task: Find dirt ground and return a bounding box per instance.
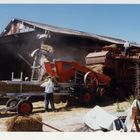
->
[0,97,131,132]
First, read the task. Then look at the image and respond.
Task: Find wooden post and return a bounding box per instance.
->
[132,106,140,132]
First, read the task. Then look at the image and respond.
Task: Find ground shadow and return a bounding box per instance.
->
[0,112,17,118]
[33,106,72,114]
[32,110,45,114]
[95,95,116,107]
[57,107,72,112]
[66,95,116,109]
[0,97,9,105]
[33,106,44,109]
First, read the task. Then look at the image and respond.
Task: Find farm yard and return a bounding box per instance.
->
[0,17,140,133]
[0,98,130,132]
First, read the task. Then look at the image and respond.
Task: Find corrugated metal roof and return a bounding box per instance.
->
[99,35,140,48]
[0,18,126,45]
[86,51,109,58]
[17,18,127,44]
[1,18,140,48]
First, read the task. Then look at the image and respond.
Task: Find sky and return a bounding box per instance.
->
[0,4,140,43]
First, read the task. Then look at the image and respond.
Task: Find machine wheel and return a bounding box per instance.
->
[84,71,98,89]
[17,100,33,115]
[6,98,19,112]
[80,91,93,106]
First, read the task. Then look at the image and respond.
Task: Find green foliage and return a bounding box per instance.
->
[125,95,135,105]
[116,95,135,112]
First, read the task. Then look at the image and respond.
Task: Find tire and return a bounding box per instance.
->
[17,100,33,115]
[80,91,93,106]
[6,98,19,112]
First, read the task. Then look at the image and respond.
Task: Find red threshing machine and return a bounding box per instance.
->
[0,60,110,115]
[44,60,111,106]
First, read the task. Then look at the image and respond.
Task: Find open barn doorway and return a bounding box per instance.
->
[0,44,32,80]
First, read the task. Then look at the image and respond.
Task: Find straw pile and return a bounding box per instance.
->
[103,44,117,49]
[5,115,43,131]
[88,64,104,74]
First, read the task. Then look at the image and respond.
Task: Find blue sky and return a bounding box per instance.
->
[0,4,140,43]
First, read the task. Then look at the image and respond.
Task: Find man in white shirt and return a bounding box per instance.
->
[40,76,55,112]
[123,41,130,56]
[124,94,140,131]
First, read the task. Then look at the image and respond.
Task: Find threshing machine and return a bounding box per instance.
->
[44,60,111,106]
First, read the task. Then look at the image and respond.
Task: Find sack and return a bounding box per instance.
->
[113,118,127,132]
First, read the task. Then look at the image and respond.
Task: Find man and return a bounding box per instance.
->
[40,76,55,112]
[124,94,140,131]
[123,41,130,56]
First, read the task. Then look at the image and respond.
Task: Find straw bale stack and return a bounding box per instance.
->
[0,81,44,93]
[88,64,104,74]
[5,115,43,131]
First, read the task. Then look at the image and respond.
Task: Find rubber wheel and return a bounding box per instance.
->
[80,92,93,106]
[17,100,33,115]
[6,98,19,112]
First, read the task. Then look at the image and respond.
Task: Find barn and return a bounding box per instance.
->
[0,18,139,81]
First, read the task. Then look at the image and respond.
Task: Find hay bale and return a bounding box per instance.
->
[88,64,104,74]
[5,115,43,131]
[103,44,117,49]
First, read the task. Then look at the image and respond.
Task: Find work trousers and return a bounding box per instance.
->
[44,93,55,111]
